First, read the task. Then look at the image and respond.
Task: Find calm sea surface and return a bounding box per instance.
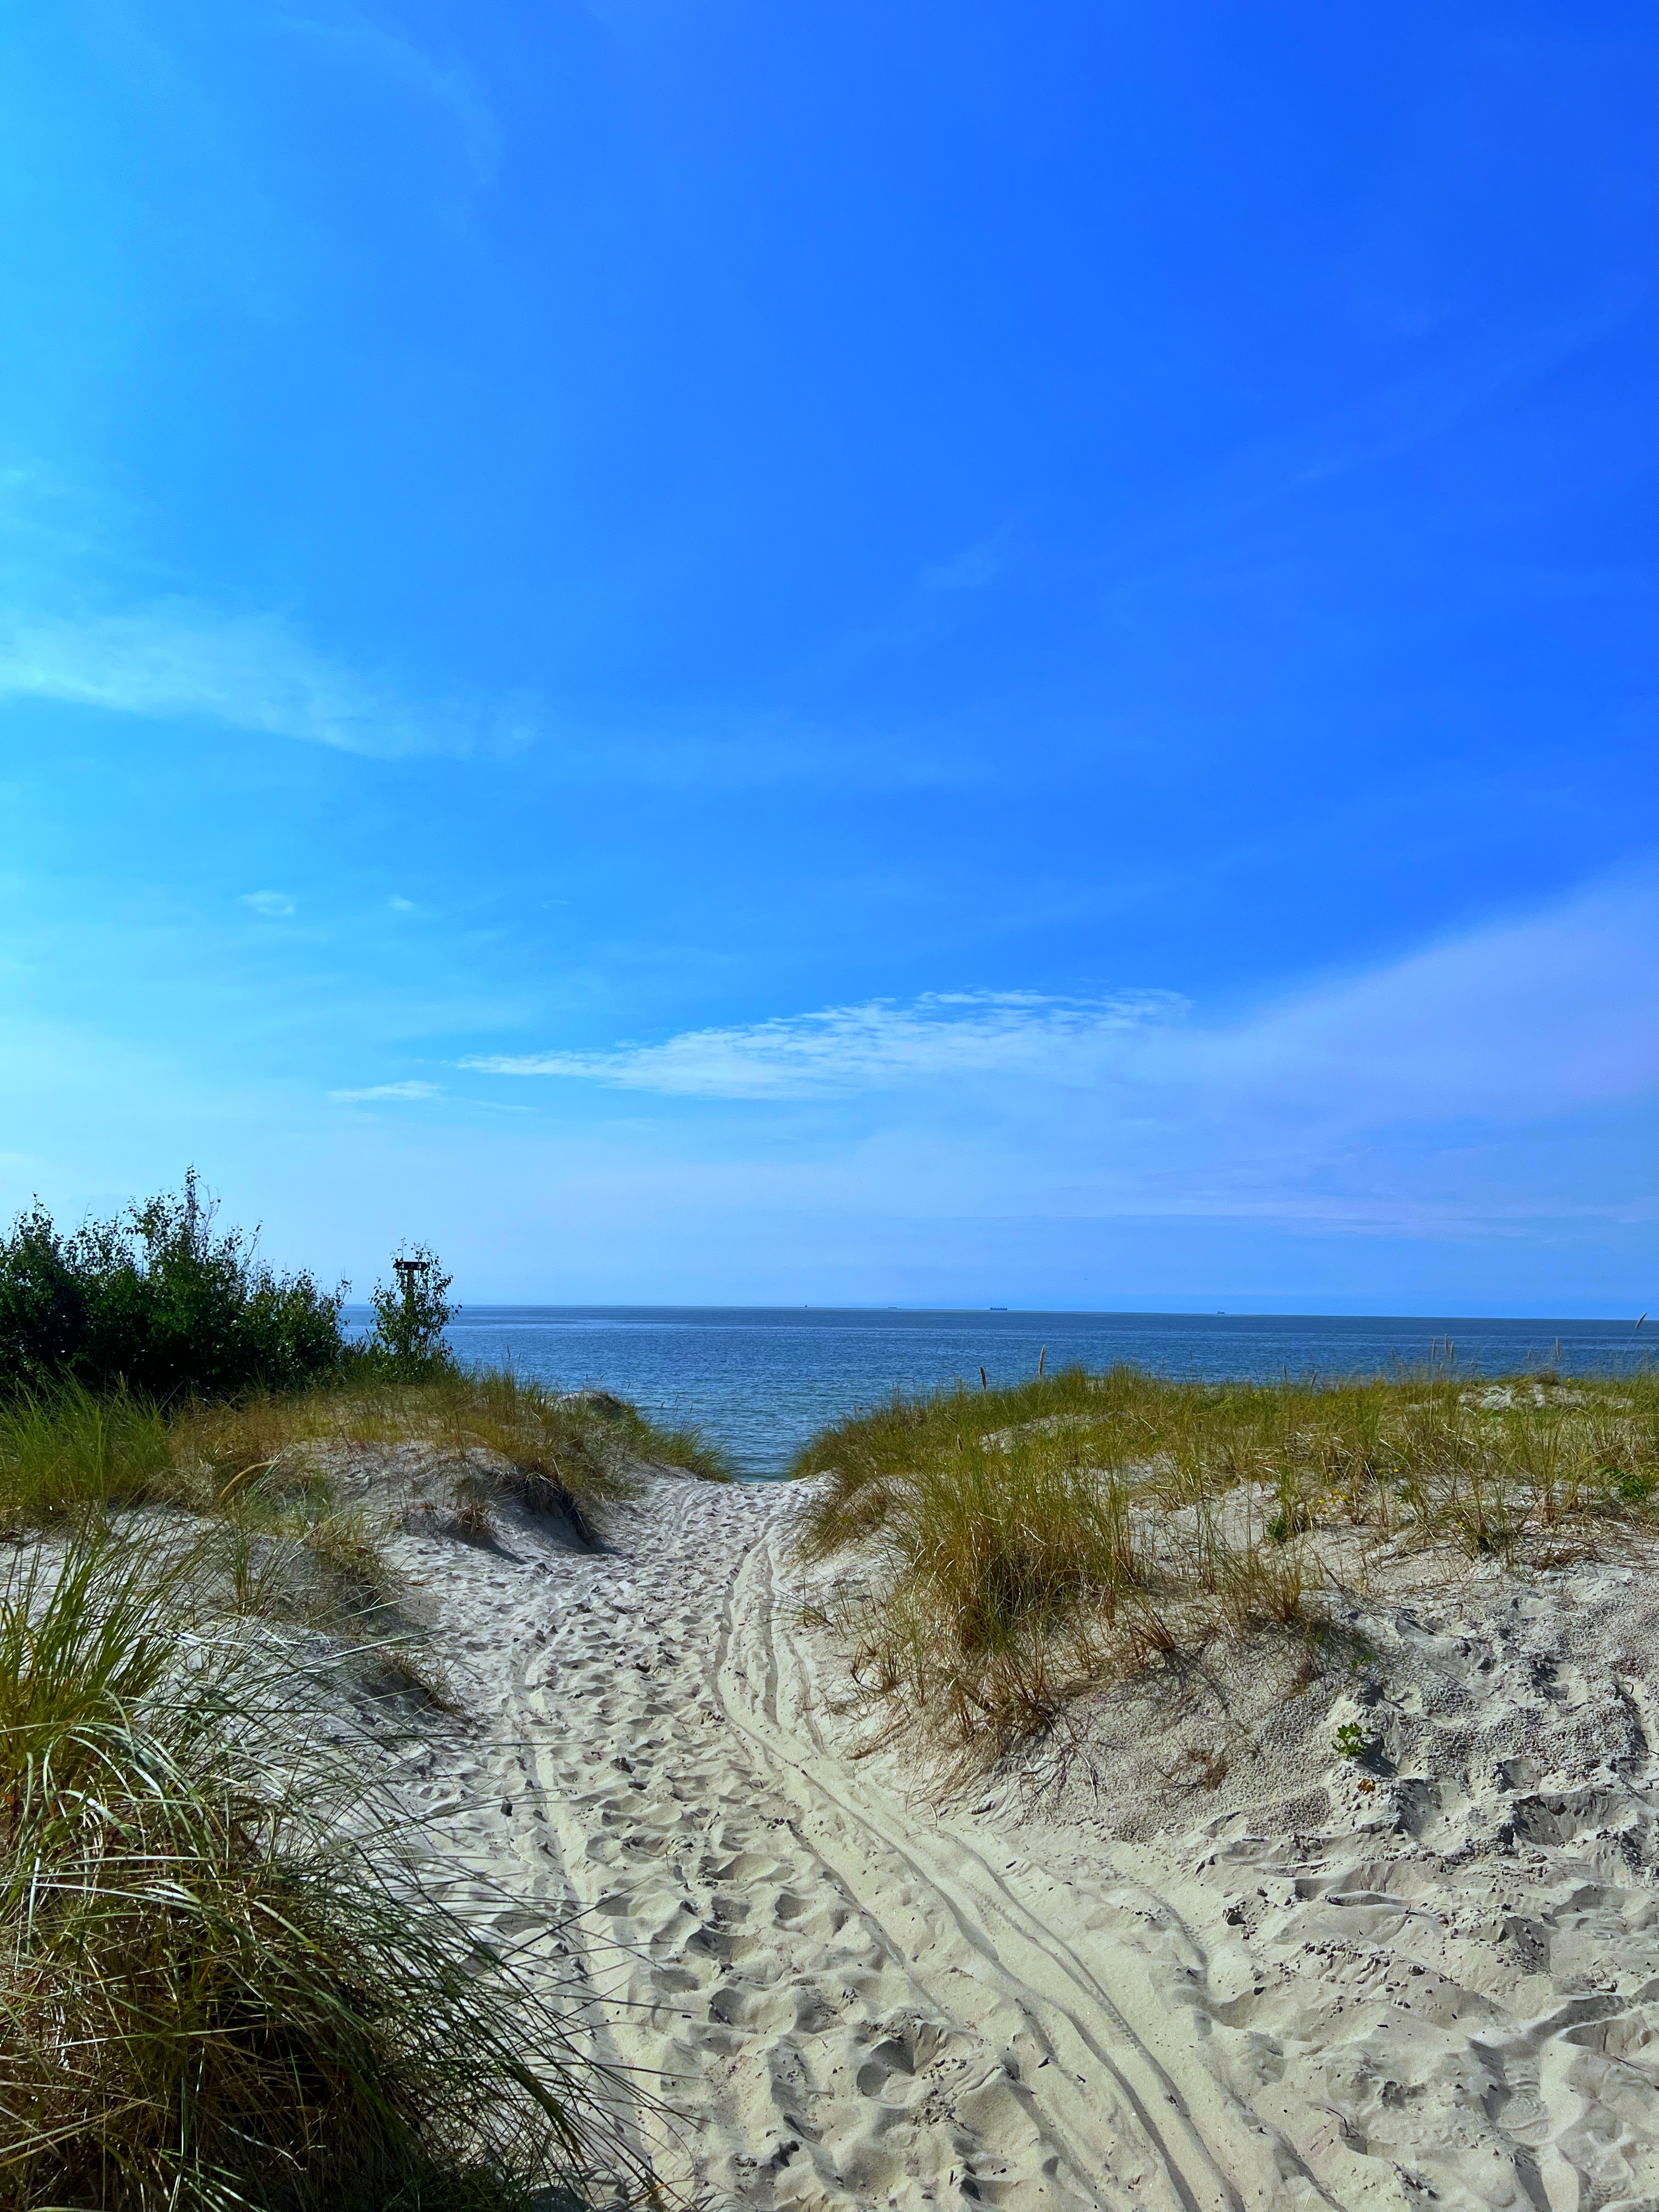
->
[402,1307,1653,1478]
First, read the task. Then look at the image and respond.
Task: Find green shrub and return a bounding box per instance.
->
[0,1174,347,1402]
[364,1247,459,1381]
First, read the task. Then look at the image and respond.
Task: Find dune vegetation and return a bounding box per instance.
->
[0,1370,724,2207]
[0,1174,730,1539]
[0,1180,727,2211]
[0,1173,351,1404]
[0,1364,729,1538]
[0,1528,662,2212]
[790,1361,1659,1768]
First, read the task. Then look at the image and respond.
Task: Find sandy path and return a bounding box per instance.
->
[383,1470,1659,2212]
[387,1474,1300,2210]
[716,1519,1285,2212]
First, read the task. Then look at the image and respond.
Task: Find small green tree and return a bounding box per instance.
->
[367,1246,457,1379]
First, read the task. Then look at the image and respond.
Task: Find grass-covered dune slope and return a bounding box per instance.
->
[0,1181,729,2212]
[0,1362,729,1538]
[0,1368,727,2210]
[0,1528,652,2212]
[790,1361,1659,1770]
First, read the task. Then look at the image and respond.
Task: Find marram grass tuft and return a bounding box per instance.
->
[792,1362,1659,1768]
[0,1528,663,2212]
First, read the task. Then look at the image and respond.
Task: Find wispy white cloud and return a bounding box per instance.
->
[460,873,1659,1139]
[1178,872,1659,1127]
[0,600,534,758]
[0,601,963,786]
[328,1080,442,1102]
[918,533,1009,594]
[461,991,1187,1097]
[5,885,1654,1290]
[240,890,296,918]
[278,13,503,184]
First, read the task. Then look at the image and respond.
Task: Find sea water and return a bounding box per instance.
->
[393,1306,1652,1477]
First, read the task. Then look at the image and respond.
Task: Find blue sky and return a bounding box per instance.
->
[1,1,1654,1312]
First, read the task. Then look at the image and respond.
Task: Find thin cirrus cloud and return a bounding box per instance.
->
[279,14,503,185]
[328,1080,443,1103]
[460,873,1659,1131]
[0,600,532,758]
[917,533,1009,594]
[1187,870,1659,1127]
[240,890,296,917]
[460,991,1188,1098]
[0,594,993,789]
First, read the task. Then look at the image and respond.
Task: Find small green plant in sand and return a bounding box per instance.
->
[791,1363,1659,1766]
[0,1528,659,2212]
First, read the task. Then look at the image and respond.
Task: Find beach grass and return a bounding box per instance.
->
[791,1363,1659,1764]
[0,1365,733,1537]
[0,1526,658,2212]
[0,1363,720,2204]
[0,1383,188,1527]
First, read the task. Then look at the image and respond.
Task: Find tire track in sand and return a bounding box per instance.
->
[713,1522,1284,2212]
[393,1474,1308,2209]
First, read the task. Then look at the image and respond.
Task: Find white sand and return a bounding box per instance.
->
[377,1468,1659,2211]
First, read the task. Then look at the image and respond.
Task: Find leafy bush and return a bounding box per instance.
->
[0,1175,347,1403]
[365,1246,458,1380]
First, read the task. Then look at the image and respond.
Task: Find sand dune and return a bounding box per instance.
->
[379,1468,1659,2210]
